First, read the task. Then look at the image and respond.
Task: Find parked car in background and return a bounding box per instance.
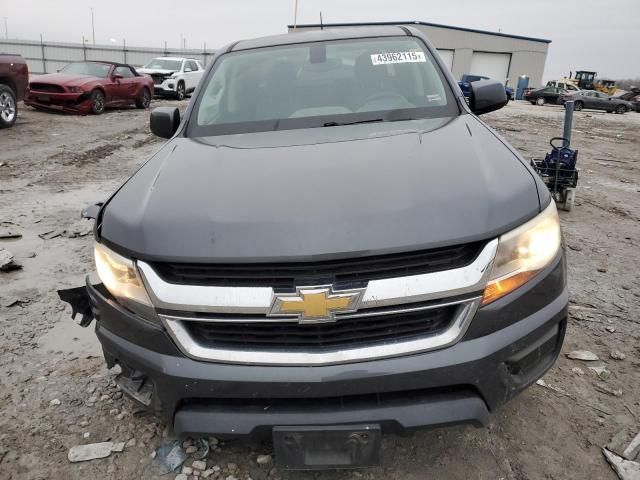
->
[24,61,153,115]
[458,74,514,100]
[525,86,567,105]
[561,90,633,113]
[138,57,204,100]
[618,87,640,112]
[545,80,580,93]
[0,53,29,128]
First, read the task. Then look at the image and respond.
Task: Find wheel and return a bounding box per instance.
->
[0,84,17,128]
[90,89,105,114]
[536,97,546,106]
[573,101,583,111]
[136,88,151,109]
[614,105,626,114]
[175,81,185,100]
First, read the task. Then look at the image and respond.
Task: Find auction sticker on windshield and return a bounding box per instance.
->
[371,52,426,65]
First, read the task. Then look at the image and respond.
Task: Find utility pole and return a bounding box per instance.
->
[2,17,7,39]
[293,0,298,30]
[91,8,95,45]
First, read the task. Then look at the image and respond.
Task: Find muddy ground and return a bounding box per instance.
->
[1,100,639,480]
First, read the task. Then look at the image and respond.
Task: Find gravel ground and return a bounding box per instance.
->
[1,100,639,480]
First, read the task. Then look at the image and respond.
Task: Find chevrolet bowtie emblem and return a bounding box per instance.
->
[269,286,365,324]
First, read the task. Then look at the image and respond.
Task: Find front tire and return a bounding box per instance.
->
[536,97,546,106]
[175,81,185,100]
[614,105,626,114]
[136,88,151,109]
[90,89,105,115]
[573,101,583,111]
[0,84,17,128]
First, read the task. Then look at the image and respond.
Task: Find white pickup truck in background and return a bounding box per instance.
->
[138,57,204,100]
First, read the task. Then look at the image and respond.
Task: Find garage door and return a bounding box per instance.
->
[436,49,454,72]
[469,52,511,83]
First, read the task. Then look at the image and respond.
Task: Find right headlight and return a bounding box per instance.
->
[482,201,561,305]
[94,242,152,308]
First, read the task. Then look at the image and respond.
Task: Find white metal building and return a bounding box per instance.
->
[288,21,551,88]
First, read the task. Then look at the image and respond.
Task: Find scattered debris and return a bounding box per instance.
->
[257,454,273,465]
[623,433,640,461]
[595,384,623,397]
[536,379,570,396]
[0,230,22,239]
[607,326,617,333]
[151,441,187,475]
[602,448,640,480]
[589,365,610,378]
[611,350,626,360]
[68,441,125,463]
[567,350,599,361]
[192,460,207,471]
[190,438,209,460]
[571,367,585,375]
[3,297,31,308]
[49,398,61,406]
[0,248,22,271]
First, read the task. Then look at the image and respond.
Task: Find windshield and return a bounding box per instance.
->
[60,62,111,78]
[190,37,457,137]
[144,58,182,70]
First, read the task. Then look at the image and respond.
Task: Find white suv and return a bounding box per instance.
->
[138,57,204,100]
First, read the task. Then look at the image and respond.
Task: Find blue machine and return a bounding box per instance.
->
[516,75,530,100]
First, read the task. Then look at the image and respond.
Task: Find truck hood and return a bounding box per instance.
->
[101,115,542,262]
[137,68,174,75]
[30,73,100,88]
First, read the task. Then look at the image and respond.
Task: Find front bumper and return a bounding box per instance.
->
[24,91,92,114]
[153,79,177,95]
[86,252,568,438]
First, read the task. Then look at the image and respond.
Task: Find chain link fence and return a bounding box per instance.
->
[0,37,216,74]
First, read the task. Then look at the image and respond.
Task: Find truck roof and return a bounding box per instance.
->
[231,26,408,51]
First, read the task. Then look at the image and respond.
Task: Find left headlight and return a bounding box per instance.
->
[94,242,152,307]
[68,86,84,93]
[482,201,562,305]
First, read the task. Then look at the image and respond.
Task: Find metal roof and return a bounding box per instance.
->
[287,21,552,44]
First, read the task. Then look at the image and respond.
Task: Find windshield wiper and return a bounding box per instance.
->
[322,118,385,127]
[321,117,420,127]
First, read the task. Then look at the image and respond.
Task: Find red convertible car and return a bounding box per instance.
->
[24,61,154,115]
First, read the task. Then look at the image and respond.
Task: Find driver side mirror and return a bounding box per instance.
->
[150,107,180,138]
[468,79,508,115]
[112,74,124,81]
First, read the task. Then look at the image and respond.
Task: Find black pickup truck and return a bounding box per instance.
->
[0,53,29,128]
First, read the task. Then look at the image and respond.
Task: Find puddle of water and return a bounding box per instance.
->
[38,319,101,358]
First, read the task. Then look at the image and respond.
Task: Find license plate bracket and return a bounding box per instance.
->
[273,424,381,470]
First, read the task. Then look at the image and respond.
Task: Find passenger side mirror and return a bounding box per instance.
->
[150,107,180,138]
[468,79,508,115]
[113,74,124,82]
[184,67,192,73]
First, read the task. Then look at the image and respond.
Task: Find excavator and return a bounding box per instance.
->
[565,71,617,96]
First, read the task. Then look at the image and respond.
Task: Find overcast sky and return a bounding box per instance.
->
[2,0,639,81]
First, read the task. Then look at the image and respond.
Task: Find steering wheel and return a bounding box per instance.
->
[359,91,408,109]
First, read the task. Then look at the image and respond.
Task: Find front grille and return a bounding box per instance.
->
[183,304,456,350]
[152,241,485,289]
[151,74,165,85]
[29,83,65,93]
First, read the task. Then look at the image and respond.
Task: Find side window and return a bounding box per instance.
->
[188,61,198,71]
[114,66,134,78]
